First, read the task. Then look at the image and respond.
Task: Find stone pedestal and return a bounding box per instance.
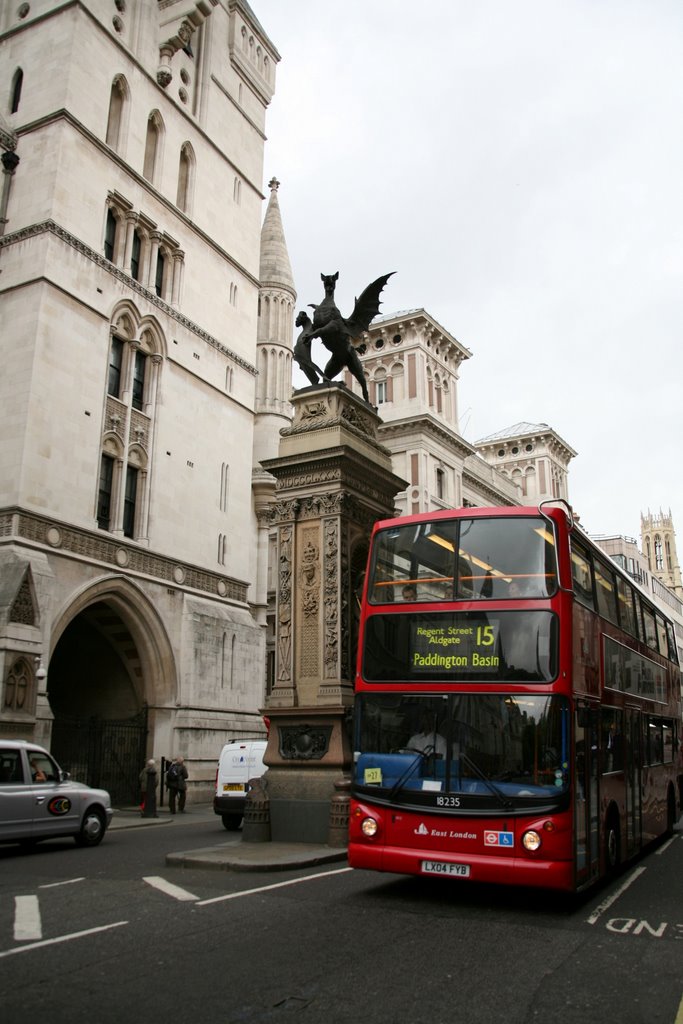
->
[261,383,406,843]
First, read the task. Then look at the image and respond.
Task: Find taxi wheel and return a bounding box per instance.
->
[75,809,106,847]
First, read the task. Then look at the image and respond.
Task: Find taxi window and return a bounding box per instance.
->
[0,749,25,784]
[28,751,57,783]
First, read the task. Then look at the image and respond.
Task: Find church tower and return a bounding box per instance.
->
[641,510,682,596]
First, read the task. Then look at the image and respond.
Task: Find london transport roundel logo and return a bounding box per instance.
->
[47,797,71,816]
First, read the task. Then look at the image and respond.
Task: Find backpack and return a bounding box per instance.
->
[166,763,181,783]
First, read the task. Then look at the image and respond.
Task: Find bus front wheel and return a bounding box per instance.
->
[605,810,621,875]
[665,786,676,837]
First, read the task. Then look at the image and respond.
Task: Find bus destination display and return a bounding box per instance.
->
[412,620,499,673]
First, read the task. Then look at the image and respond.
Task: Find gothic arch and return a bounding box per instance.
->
[177,141,196,214]
[143,109,165,184]
[105,73,130,154]
[49,575,178,708]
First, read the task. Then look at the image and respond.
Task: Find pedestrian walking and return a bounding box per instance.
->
[166,756,189,814]
[139,758,159,818]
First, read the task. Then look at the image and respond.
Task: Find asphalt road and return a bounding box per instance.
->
[1,809,682,1024]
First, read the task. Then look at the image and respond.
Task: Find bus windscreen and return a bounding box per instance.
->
[369,516,558,603]
[354,693,570,807]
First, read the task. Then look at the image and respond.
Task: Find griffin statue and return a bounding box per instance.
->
[293,271,395,404]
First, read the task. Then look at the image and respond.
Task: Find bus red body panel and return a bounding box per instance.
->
[351,504,682,892]
[348,841,574,892]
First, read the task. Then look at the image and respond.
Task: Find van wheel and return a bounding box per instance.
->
[222,814,242,830]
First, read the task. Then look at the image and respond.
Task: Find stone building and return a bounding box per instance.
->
[0,0,288,804]
[473,421,576,505]
[641,509,682,598]
[592,526,683,667]
[354,309,521,512]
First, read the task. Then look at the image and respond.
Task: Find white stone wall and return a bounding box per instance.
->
[0,0,281,788]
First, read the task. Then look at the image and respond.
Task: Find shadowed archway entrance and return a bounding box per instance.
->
[49,602,148,805]
[47,578,177,807]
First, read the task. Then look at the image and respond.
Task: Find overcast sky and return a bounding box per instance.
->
[254,0,682,544]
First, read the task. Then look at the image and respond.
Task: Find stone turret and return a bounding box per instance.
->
[641,509,682,596]
[253,178,296,466]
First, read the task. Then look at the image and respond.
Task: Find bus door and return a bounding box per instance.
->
[624,706,642,857]
[574,702,600,887]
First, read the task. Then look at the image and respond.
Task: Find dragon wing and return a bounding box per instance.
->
[344,272,395,340]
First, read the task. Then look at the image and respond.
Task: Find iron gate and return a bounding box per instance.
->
[51,707,149,807]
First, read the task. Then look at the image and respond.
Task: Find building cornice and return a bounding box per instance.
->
[0,220,257,375]
[0,507,249,604]
[378,415,476,459]
[364,308,472,364]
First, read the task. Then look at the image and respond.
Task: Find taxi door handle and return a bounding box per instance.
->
[35,795,46,805]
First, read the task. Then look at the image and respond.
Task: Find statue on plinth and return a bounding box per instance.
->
[292,271,394,404]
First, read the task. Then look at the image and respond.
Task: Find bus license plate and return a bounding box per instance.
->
[223,783,245,792]
[422,860,470,877]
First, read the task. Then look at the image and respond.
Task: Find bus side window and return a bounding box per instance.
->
[571,542,594,610]
[640,602,658,651]
[615,577,639,639]
[593,558,618,624]
[601,709,623,773]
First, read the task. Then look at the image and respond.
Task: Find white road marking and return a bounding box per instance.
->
[14,895,42,941]
[0,921,127,959]
[586,866,646,925]
[654,836,676,855]
[196,866,353,906]
[40,877,86,889]
[143,876,199,901]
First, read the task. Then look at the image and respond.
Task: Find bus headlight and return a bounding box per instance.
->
[361,817,379,838]
[522,830,542,852]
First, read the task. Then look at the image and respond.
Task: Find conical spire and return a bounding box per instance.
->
[259,177,295,295]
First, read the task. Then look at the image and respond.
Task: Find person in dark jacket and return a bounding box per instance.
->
[166,756,189,814]
[139,758,159,818]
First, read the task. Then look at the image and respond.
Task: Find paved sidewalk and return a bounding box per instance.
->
[109,803,217,829]
[109,803,348,872]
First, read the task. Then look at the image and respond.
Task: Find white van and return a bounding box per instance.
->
[213,739,267,830]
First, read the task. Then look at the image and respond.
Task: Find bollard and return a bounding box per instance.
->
[327,775,351,846]
[241,775,271,843]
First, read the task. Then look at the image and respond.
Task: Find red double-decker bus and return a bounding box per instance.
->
[348,502,682,892]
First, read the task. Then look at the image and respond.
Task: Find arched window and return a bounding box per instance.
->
[105,76,128,150]
[10,68,23,114]
[108,336,124,397]
[436,467,445,501]
[130,229,142,280]
[176,142,195,213]
[4,656,34,714]
[123,465,138,538]
[132,348,147,410]
[104,208,118,262]
[97,454,115,530]
[654,535,664,571]
[154,250,165,297]
[219,462,229,512]
[143,110,164,183]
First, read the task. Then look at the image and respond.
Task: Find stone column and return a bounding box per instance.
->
[260,383,407,843]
